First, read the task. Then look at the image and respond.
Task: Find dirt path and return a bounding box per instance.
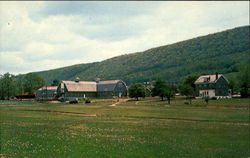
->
[110,99,129,107]
[135,100,153,105]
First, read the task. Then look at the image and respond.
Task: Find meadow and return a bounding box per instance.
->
[0,97,249,158]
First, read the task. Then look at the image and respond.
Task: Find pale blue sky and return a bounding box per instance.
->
[0,1,249,74]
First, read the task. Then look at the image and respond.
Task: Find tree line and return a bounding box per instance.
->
[128,78,195,104]
[0,62,248,100]
[128,63,249,102]
[0,73,45,100]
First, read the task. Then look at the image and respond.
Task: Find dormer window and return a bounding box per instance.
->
[204,77,210,82]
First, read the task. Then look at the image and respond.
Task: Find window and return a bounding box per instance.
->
[118,82,123,87]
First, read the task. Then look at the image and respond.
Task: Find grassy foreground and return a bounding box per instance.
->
[0,97,249,158]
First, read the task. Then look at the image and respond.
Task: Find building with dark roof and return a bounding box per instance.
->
[36,86,58,100]
[194,73,231,99]
[57,78,127,100]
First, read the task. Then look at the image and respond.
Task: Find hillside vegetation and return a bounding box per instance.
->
[34,25,250,85]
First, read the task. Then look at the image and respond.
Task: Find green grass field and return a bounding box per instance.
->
[0,97,249,158]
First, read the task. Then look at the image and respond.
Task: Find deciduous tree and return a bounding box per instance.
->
[152,79,168,101]
[238,63,249,98]
[165,84,176,104]
[179,84,195,104]
[183,75,198,91]
[0,73,17,100]
[128,83,145,101]
[23,73,45,95]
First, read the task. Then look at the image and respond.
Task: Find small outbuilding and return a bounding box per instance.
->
[36,86,58,101]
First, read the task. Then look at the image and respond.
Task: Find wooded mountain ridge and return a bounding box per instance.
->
[34,25,250,85]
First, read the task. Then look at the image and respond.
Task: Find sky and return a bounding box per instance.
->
[0,1,249,75]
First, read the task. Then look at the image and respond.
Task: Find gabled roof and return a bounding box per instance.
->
[61,81,96,92]
[194,74,229,84]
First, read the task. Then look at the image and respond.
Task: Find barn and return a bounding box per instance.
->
[57,78,127,100]
[36,86,58,100]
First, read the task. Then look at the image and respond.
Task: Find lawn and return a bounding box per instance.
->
[0,97,249,158]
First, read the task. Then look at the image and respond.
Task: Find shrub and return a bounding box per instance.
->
[85,99,91,103]
[211,97,217,100]
[69,100,78,104]
[204,96,210,104]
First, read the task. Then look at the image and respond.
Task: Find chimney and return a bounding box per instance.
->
[75,77,80,82]
[215,72,218,80]
[95,78,100,83]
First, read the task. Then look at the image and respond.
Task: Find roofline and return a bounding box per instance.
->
[61,80,96,83]
[194,74,229,84]
[97,80,120,84]
[195,82,216,85]
[37,86,58,90]
[58,79,128,92]
[217,75,229,84]
[66,91,96,92]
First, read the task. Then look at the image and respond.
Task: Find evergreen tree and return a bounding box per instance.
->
[51,79,60,86]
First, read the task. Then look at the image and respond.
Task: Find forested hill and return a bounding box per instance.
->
[34,25,249,85]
